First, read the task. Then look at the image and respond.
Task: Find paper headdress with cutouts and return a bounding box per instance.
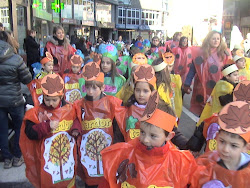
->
[41,52,53,65]
[41,74,64,96]
[218,101,250,142]
[233,80,250,102]
[131,53,148,68]
[134,64,156,87]
[82,62,104,83]
[70,55,83,67]
[140,91,176,132]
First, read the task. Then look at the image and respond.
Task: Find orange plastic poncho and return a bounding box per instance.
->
[74,95,126,186]
[27,79,43,107]
[20,104,78,188]
[190,47,231,115]
[195,151,250,188]
[101,138,199,188]
[62,73,83,103]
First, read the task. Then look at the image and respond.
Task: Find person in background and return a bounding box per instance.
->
[0,22,4,31]
[165,32,182,50]
[0,31,32,169]
[183,31,231,116]
[24,29,40,76]
[233,55,250,81]
[76,37,88,57]
[44,25,76,76]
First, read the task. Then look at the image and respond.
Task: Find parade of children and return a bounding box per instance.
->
[1,22,250,188]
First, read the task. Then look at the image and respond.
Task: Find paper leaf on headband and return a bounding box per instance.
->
[82,63,99,79]
[141,91,159,121]
[93,53,101,64]
[135,66,153,81]
[71,55,82,65]
[220,104,250,132]
[41,76,64,95]
[234,83,250,102]
[45,52,53,61]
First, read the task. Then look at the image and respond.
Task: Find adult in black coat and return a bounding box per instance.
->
[0,31,32,169]
[24,30,40,76]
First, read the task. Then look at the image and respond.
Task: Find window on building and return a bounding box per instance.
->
[118,6,140,25]
[141,9,161,26]
[0,7,10,29]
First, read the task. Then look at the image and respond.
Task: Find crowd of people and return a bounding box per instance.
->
[0,22,250,188]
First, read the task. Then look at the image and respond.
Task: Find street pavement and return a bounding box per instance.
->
[0,85,198,187]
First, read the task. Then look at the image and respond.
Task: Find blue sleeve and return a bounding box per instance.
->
[184,62,196,86]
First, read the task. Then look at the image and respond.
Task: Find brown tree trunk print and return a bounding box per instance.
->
[85,130,108,175]
[49,133,71,181]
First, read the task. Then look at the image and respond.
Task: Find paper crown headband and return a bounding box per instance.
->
[89,52,102,65]
[41,52,53,65]
[41,74,64,96]
[134,64,156,87]
[140,91,176,132]
[233,80,250,102]
[218,101,250,142]
[98,44,118,63]
[233,55,245,62]
[131,53,148,68]
[222,64,238,76]
[70,55,83,67]
[152,60,167,72]
[82,62,104,83]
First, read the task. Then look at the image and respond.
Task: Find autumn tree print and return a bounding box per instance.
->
[85,131,109,175]
[49,133,71,181]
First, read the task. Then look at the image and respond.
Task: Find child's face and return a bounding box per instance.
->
[236,58,246,69]
[44,95,62,108]
[217,131,247,166]
[71,65,81,74]
[86,85,104,101]
[101,57,112,73]
[226,71,239,84]
[43,61,54,73]
[144,46,150,52]
[167,64,174,72]
[181,38,188,47]
[139,123,172,149]
[134,82,152,105]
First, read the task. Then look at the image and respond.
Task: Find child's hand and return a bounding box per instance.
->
[71,130,79,137]
[50,120,59,130]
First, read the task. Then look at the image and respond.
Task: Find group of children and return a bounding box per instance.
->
[19,37,250,188]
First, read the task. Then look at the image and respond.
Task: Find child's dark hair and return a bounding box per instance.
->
[141,100,176,137]
[126,81,155,107]
[152,58,171,93]
[101,58,120,84]
[85,80,104,89]
[219,129,247,145]
[221,64,238,83]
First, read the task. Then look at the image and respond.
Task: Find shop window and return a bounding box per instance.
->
[16,5,27,55]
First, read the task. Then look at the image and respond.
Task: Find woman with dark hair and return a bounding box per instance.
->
[165,32,182,49]
[24,29,40,76]
[0,31,32,169]
[172,36,193,85]
[44,25,76,76]
[76,37,88,56]
[183,31,231,116]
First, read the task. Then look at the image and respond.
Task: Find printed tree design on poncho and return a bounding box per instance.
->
[85,131,109,175]
[49,134,70,181]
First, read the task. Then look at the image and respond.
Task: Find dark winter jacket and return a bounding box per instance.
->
[24,36,40,66]
[0,40,32,107]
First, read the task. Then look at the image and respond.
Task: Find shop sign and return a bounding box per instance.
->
[32,0,42,9]
[96,21,115,28]
[61,18,81,25]
[82,20,95,26]
[33,8,52,21]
